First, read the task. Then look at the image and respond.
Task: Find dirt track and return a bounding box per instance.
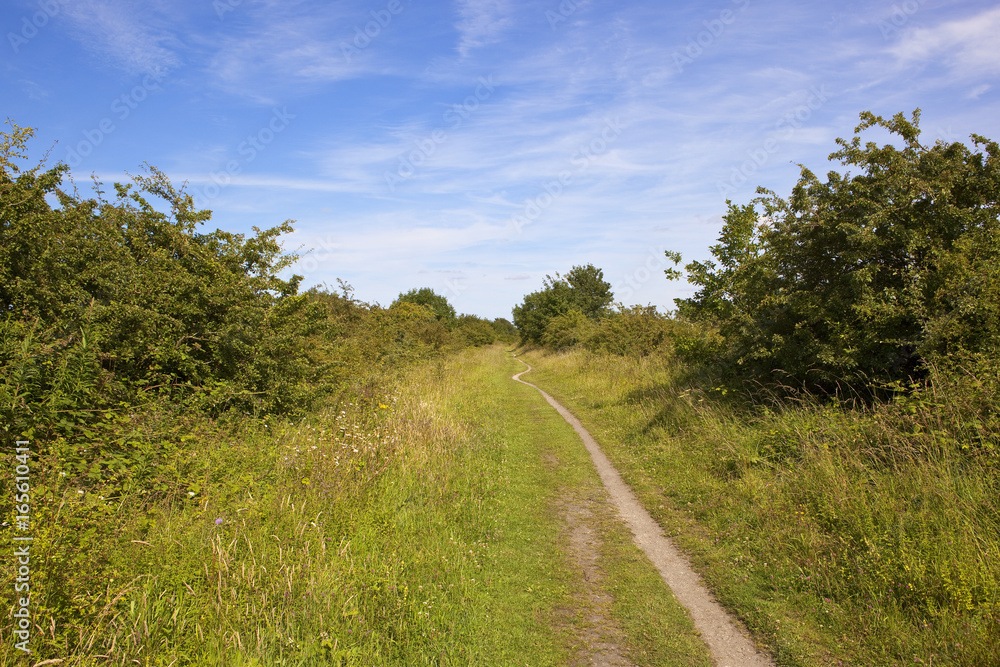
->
[513,355,774,667]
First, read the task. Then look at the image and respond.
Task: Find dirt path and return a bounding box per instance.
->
[554,491,636,667]
[513,356,774,667]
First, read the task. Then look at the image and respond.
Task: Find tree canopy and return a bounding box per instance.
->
[512,264,613,343]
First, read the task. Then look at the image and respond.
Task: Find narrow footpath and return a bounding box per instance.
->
[513,355,774,667]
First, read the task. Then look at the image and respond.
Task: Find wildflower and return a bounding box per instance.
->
[215,518,224,525]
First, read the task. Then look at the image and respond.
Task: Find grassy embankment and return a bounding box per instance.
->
[2,344,711,665]
[521,347,1000,666]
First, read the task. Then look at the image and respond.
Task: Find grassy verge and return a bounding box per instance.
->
[3,344,712,665]
[520,347,1000,666]
[508,357,713,667]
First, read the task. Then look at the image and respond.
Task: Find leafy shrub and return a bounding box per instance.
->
[585,305,673,357]
[669,110,1000,393]
[454,314,503,347]
[392,287,457,324]
[1,122,322,429]
[490,317,519,342]
[541,309,595,349]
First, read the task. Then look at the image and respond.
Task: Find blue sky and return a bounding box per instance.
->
[4,0,999,319]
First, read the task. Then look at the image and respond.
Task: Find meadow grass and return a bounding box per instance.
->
[3,344,712,665]
[520,346,1000,666]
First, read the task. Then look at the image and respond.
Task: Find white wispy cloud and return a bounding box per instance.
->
[60,0,181,75]
[889,5,1000,76]
[455,0,515,57]
[172,173,368,193]
[201,3,396,100]
[967,83,991,99]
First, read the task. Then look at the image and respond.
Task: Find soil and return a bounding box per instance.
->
[554,491,636,667]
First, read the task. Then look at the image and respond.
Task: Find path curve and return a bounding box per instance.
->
[512,355,774,667]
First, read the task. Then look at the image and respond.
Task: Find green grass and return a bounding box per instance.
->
[2,344,713,665]
[519,346,1000,666]
[504,356,713,666]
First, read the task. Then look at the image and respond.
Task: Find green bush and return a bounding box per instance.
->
[585,305,673,357]
[1,122,323,433]
[454,314,502,347]
[513,264,612,344]
[392,287,457,324]
[669,110,1000,393]
[541,309,595,349]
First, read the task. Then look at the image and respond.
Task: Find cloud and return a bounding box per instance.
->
[172,173,367,194]
[201,3,392,100]
[889,6,1000,76]
[60,0,180,75]
[967,83,990,100]
[19,79,48,101]
[207,31,349,97]
[285,217,511,283]
[455,0,514,57]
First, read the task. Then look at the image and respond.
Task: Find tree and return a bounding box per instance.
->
[392,287,456,324]
[491,317,519,341]
[564,264,614,319]
[668,110,1000,389]
[512,264,613,344]
[454,314,501,346]
[512,278,573,344]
